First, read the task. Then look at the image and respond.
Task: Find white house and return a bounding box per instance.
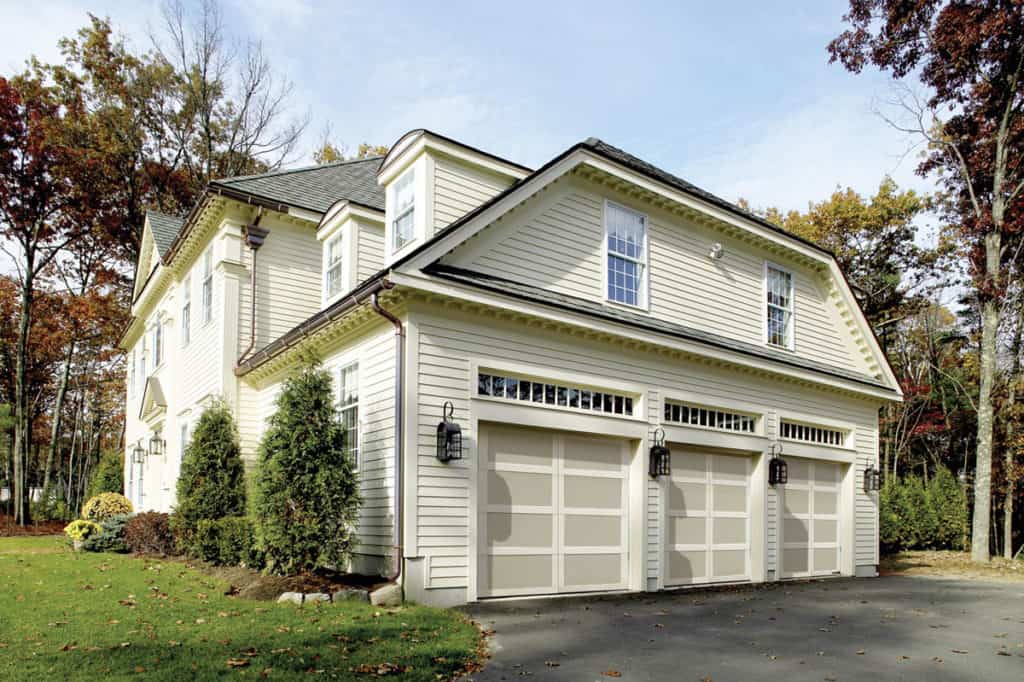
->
[120,129,901,606]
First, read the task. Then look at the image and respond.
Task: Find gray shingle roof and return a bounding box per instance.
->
[146,210,185,257]
[211,156,385,213]
[425,264,893,392]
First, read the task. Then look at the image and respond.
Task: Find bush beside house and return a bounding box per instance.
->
[124,512,176,555]
[254,362,360,575]
[81,492,133,521]
[880,469,968,553]
[88,450,125,497]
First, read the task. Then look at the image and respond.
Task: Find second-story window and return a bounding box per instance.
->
[392,169,415,252]
[338,362,359,470]
[202,248,213,324]
[766,264,794,349]
[152,320,163,370]
[181,275,191,346]
[605,202,647,307]
[129,349,137,396]
[325,234,343,299]
[140,333,148,382]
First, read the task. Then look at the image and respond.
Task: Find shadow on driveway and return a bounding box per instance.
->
[463,576,1024,681]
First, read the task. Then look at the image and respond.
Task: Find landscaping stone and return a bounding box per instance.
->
[277,591,304,604]
[332,588,370,603]
[369,582,402,606]
[304,592,330,603]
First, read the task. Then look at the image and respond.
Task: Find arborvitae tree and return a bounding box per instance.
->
[171,400,246,551]
[905,475,938,549]
[88,449,125,498]
[928,466,969,550]
[254,361,359,574]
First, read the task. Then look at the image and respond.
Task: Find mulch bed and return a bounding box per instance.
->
[200,563,388,601]
[0,514,66,537]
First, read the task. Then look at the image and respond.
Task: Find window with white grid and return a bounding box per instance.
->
[325,234,343,298]
[392,170,415,252]
[181,275,191,346]
[202,248,213,324]
[663,400,758,434]
[605,202,647,307]
[766,264,793,348]
[780,420,846,447]
[338,363,359,470]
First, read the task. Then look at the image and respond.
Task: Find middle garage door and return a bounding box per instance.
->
[479,423,630,598]
[665,449,751,585]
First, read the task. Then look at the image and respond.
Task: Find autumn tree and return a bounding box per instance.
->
[830,0,1024,562]
[312,125,389,164]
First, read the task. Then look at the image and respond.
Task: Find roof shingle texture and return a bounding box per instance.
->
[146,210,185,257]
[212,156,385,213]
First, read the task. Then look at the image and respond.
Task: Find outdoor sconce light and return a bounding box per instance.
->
[863,462,882,492]
[768,443,788,486]
[148,433,165,458]
[436,401,463,463]
[649,428,671,478]
[132,443,146,465]
[709,242,725,260]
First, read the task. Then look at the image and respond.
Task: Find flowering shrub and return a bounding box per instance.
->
[64,519,103,541]
[81,492,133,521]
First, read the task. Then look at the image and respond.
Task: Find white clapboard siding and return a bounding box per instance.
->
[412,303,881,589]
[433,155,514,233]
[449,177,871,376]
[357,221,385,283]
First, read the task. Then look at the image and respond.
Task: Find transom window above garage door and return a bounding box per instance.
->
[663,400,758,434]
[780,420,847,447]
[478,371,636,417]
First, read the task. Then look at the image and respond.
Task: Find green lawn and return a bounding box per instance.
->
[0,536,482,680]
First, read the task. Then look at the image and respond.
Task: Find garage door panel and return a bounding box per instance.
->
[488,426,555,467]
[783,548,809,573]
[712,550,746,577]
[486,512,553,547]
[668,550,707,581]
[563,437,622,471]
[787,459,811,483]
[814,519,838,543]
[488,470,552,507]
[783,489,809,515]
[487,555,554,592]
[814,491,838,515]
[711,454,748,481]
[564,554,621,587]
[713,517,747,545]
[781,459,844,578]
[814,462,840,485]
[712,485,747,513]
[673,452,706,478]
[564,514,621,547]
[668,481,706,511]
[784,518,810,543]
[814,548,838,572]
[564,475,621,509]
[668,516,706,545]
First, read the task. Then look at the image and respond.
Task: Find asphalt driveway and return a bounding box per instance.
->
[464,576,1024,681]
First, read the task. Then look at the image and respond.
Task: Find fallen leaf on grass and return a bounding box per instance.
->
[352,662,408,675]
[59,642,77,652]
[544,661,560,667]
[951,649,969,654]
[996,651,1011,657]
[932,657,944,663]
[601,670,622,678]
[227,658,250,668]
[856,650,865,655]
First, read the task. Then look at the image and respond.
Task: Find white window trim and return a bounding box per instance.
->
[150,320,164,372]
[325,233,345,302]
[201,248,214,326]
[763,261,795,351]
[181,276,191,346]
[602,199,650,312]
[390,168,417,255]
[129,348,137,397]
[338,361,360,472]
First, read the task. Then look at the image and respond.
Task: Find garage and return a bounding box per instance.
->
[664,449,751,585]
[478,423,630,598]
[781,459,841,578]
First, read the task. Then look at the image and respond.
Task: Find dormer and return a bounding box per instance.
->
[317,200,386,308]
[377,130,531,265]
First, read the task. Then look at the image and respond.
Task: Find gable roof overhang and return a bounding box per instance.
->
[139,376,168,424]
[379,129,533,186]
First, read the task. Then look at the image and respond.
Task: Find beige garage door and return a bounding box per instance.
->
[781,459,841,578]
[479,423,630,598]
[664,449,750,585]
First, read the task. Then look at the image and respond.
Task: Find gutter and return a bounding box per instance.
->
[237,208,268,366]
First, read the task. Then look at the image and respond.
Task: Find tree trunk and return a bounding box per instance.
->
[42,340,75,499]
[972,230,1001,563]
[13,260,35,526]
[1003,299,1024,559]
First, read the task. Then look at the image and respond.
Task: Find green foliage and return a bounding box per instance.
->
[171,400,246,553]
[928,467,969,551]
[81,493,133,521]
[124,512,176,556]
[254,362,360,574]
[82,514,130,553]
[64,519,102,541]
[32,495,70,522]
[194,516,259,567]
[88,450,125,498]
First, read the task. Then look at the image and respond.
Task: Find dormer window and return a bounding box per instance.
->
[325,234,344,298]
[766,263,794,349]
[392,169,416,252]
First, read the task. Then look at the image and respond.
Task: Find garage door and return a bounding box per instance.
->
[479,423,630,598]
[664,450,750,585]
[781,459,841,578]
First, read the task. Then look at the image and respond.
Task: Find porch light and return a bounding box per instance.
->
[148,433,165,458]
[863,462,882,492]
[768,443,788,486]
[436,401,463,463]
[132,443,146,465]
[649,428,671,477]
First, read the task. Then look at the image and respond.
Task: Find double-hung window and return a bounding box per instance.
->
[766,264,794,349]
[605,202,647,307]
[202,248,213,324]
[338,363,360,470]
[129,349,137,396]
[181,276,191,346]
[391,170,415,252]
[140,335,148,382]
[325,235,343,299]
[152,321,163,370]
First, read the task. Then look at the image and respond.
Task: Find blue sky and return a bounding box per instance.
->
[0,0,935,215]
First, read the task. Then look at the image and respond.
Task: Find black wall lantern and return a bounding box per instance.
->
[649,428,671,477]
[768,443,788,486]
[148,433,165,458]
[436,401,463,463]
[132,442,146,465]
[863,461,882,492]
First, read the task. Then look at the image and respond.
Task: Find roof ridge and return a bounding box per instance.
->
[216,155,384,184]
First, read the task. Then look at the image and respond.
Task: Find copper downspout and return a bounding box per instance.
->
[238,210,268,366]
[369,287,404,584]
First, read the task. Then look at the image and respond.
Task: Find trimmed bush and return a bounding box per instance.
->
[88,449,125,497]
[254,361,360,574]
[195,516,258,567]
[81,493,133,521]
[82,514,131,553]
[64,519,102,542]
[879,469,968,554]
[928,467,968,550]
[125,512,176,556]
[171,400,246,553]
